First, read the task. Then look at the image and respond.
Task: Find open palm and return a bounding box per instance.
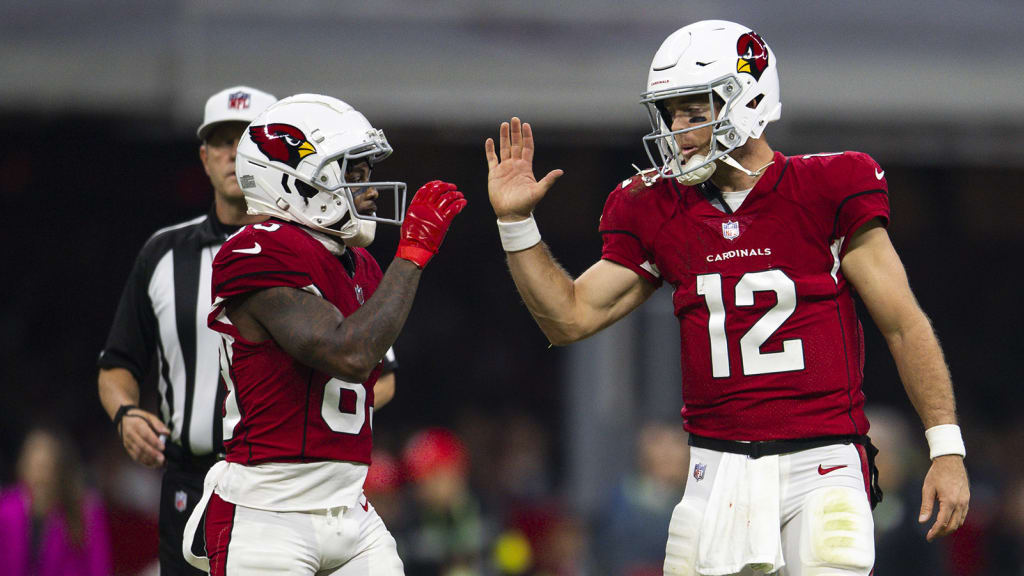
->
[484,117,563,220]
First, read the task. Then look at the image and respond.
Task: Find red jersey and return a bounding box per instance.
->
[600,151,889,441]
[209,219,382,465]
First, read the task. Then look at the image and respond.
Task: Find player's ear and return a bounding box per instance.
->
[199,143,213,177]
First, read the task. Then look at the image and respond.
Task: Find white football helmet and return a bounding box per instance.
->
[640,20,782,185]
[235,94,406,246]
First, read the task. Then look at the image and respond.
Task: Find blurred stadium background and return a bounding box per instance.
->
[1,1,1022,574]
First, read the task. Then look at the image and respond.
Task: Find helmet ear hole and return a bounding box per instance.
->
[655,101,672,127]
[294,179,319,199]
[746,94,764,109]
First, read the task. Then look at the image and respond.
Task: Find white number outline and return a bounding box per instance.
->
[321,378,371,435]
[696,269,805,378]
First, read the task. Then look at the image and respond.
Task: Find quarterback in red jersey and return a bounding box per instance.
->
[183,94,465,576]
[486,20,968,576]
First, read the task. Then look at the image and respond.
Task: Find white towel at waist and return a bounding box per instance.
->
[696,452,785,575]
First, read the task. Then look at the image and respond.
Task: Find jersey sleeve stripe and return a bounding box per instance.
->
[599,229,644,243]
[831,189,887,239]
[601,254,662,284]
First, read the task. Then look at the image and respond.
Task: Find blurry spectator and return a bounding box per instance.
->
[991,475,1024,575]
[0,426,111,576]
[399,427,487,576]
[868,406,943,573]
[364,449,404,528]
[495,414,553,504]
[486,412,589,576]
[506,508,588,576]
[592,422,688,575]
[94,436,160,576]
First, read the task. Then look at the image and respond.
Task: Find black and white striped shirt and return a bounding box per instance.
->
[99,207,399,461]
[99,207,236,459]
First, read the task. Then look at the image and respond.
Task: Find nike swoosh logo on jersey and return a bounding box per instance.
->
[875,168,885,180]
[696,60,716,67]
[233,242,262,255]
[818,464,848,475]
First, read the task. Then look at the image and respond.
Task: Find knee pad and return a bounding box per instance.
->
[663,499,702,576]
[799,486,874,575]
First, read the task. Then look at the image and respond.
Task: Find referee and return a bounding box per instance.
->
[98,86,400,574]
[97,86,278,575]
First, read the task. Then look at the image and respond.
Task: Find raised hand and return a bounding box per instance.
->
[396,180,467,268]
[484,117,563,221]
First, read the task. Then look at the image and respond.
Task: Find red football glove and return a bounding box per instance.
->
[396,180,467,268]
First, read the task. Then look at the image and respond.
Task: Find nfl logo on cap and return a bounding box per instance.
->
[228,91,251,110]
[197,85,277,140]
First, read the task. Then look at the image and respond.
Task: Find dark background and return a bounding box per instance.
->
[1,113,1019,459]
[1,110,1021,573]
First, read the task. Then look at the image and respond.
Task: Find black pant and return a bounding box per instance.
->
[159,464,209,576]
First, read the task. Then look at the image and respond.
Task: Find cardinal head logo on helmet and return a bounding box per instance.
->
[736,32,770,81]
[248,123,316,169]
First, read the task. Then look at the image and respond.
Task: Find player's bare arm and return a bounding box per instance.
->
[227,258,422,383]
[98,367,169,467]
[486,117,656,344]
[842,219,970,541]
[510,250,656,345]
[373,372,396,409]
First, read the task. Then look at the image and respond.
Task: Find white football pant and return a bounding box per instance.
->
[204,493,404,576]
[663,443,874,576]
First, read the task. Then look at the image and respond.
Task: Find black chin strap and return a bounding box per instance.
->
[697,181,733,215]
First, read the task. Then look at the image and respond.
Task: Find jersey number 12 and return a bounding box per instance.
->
[696,269,805,378]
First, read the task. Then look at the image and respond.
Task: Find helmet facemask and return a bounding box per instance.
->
[304,134,407,247]
[641,75,747,186]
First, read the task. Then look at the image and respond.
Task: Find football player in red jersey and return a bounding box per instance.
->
[182,94,465,576]
[485,20,968,576]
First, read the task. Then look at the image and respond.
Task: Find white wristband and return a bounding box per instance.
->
[924,424,966,459]
[497,215,541,252]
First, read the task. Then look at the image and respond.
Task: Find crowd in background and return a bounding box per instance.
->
[4,408,1024,575]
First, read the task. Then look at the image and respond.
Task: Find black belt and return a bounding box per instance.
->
[688,433,883,509]
[163,442,222,473]
[688,433,868,459]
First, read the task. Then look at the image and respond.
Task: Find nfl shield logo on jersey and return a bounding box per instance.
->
[722,220,741,241]
[693,462,707,482]
[174,490,188,513]
[354,284,365,305]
